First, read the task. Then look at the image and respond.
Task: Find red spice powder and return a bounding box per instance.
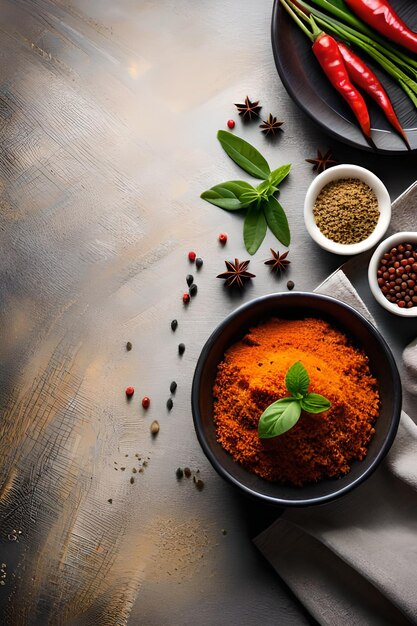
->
[213,318,380,486]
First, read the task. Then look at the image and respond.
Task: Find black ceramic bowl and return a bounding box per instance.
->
[191,292,402,507]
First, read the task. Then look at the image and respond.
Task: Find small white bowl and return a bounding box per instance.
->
[368,231,417,317]
[304,164,391,255]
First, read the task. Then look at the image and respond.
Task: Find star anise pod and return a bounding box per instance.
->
[305,149,338,174]
[264,249,290,273]
[259,114,283,136]
[217,258,256,289]
[234,96,262,121]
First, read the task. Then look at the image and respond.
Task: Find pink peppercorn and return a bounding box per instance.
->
[125,386,134,398]
[218,232,228,244]
[142,396,150,409]
[227,119,235,129]
[183,293,190,304]
[188,251,196,262]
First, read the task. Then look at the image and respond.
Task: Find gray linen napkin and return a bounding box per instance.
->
[254,200,417,625]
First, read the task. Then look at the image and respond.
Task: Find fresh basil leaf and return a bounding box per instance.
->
[240,189,261,204]
[263,196,291,246]
[285,362,309,398]
[201,180,256,210]
[256,179,277,197]
[268,164,291,188]
[217,130,271,180]
[258,398,301,439]
[301,393,332,414]
[243,204,267,255]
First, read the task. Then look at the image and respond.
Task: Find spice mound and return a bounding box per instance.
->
[213,318,379,486]
[377,242,417,309]
[313,178,379,244]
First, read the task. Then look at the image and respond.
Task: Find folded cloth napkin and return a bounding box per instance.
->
[254,268,417,626]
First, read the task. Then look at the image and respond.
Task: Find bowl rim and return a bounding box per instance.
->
[304,164,391,256]
[368,231,417,317]
[191,291,402,507]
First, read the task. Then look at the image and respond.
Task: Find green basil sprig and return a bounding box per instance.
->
[258,362,331,439]
[201,131,291,254]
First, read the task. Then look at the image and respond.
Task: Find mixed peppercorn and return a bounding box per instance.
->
[377,243,417,309]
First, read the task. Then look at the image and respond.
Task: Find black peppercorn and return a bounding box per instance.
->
[189,283,198,297]
[170,381,177,394]
[186,274,194,286]
[171,319,178,331]
[178,343,185,355]
[166,398,173,411]
[176,467,184,479]
[287,280,295,291]
[195,257,203,269]
[126,341,132,351]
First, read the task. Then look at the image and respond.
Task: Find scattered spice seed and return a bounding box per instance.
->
[195,257,203,269]
[234,96,262,121]
[227,119,235,129]
[139,468,144,473]
[126,341,132,351]
[183,293,190,304]
[176,467,184,479]
[170,381,177,394]
[217,258,255,289]
[264,249,290,273]
[287,280,295,290]
[166,398,173,411]
[219,232,228,244]
[125,386,134,398]
[130,477,135,484]
[189,284,198,297]
[184,467,191,478]
[306,149,338,173]
[120,467,126,471]
[142,396,150,409]
[178,343,185,355]
[186,274,194,286]
[259,113,284,136]
[150,420,160,435]
[195,479,205,491]
[221,529,227,536]
[108,499,113,504]
[188,251,196,262]
[171,319,178,331]
[132,467,137,473]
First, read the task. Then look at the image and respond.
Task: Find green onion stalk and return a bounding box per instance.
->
[281,0,417,107]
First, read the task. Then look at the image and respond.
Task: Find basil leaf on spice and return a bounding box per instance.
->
[258,398,302,439]
[268,164,291,187]
[201,180,256,210]
[285,361,309,399]
[301,393,332,414]
[217,130,271,179]
[258,362,331,439]
[244,204,267,255]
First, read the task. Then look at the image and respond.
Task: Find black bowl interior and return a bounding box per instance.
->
[191,293,402,507]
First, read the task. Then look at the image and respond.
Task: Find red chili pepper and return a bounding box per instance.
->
[344,0,417,54]
[337,42,409,148]
[312,33,371,139]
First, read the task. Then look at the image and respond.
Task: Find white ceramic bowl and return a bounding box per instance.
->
[304,164,391,255]
[368,231,417,317]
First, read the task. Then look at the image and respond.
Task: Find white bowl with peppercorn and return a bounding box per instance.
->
[368,232,417,317]
[304,164,391,255]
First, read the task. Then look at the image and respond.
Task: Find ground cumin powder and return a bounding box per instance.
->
[213,318,380,486]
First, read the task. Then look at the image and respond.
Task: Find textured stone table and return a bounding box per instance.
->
[0,1,416,624]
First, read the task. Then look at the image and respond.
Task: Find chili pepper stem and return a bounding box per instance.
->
[279,0,316,41]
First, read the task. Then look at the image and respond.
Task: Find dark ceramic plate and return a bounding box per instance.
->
[271,0,417,153]
[191,293,402,507]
